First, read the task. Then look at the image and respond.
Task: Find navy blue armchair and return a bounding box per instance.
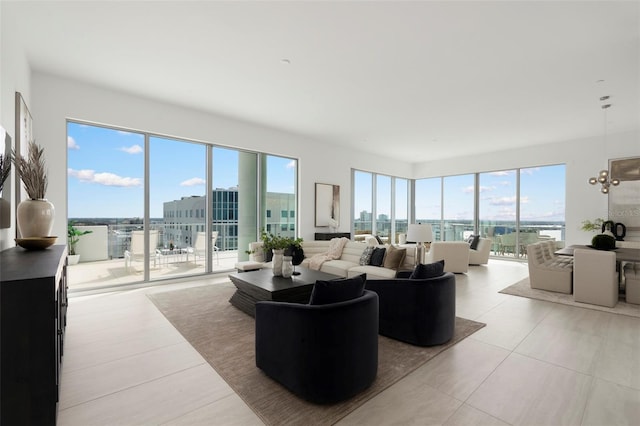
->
[365,272,456,346]
[255,290,379,404]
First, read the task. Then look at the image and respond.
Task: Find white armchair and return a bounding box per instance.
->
[426,241,470,273]
[469,238,491,265]
[573,248,618,307]
[526,242,573,294]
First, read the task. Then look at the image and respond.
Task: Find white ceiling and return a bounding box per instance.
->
[4,1,639,163]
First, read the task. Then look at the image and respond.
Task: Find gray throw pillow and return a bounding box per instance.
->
[359,246,374,266]
[369,247,386,267]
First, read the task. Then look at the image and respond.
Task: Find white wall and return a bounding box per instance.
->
[31,72,411,244]
[0,3,32,251]
[413,130,640,245]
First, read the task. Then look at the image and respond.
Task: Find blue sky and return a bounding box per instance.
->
[67,122,296,217]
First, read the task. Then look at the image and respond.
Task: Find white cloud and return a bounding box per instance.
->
[180,177,205,187]
[490,170,512,176]
[68,168,142,187]
[120,144,143,154]
[286,160,296,169]
[68,136,79,150]
[479,185,495,193]
[490,196,517,206]
[462,186,475,194]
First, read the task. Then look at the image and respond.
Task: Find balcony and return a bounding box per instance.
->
[67,223,242,292]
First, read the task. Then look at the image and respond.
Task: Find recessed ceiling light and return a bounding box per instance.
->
[280,59,291,64]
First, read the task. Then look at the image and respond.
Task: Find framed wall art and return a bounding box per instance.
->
[609,156,640,231]
[0,126,12,228]
[315,183,340,227]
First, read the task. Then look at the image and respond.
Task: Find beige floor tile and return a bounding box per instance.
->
[593,334,640,390]
[581,378,640,426]
[161,393,263,425]
[337,380,462,425]
[58,364,233,426]
[466,352,592,425]
[470,313,540,351]
[418,338,511,401]
[514,323,604,374]
[444,404,510,426]
[60,341,206,409]
[538,304,613,337]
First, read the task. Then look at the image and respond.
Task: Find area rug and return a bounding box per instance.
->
[500,278,640,318]
[148,283,485,426]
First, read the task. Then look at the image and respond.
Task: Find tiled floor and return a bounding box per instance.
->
[58,260,640,425]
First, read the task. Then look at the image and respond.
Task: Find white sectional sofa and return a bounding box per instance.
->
[247,239,416,280]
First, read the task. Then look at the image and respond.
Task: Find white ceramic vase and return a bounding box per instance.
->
[272,249,284,276]
[282,255,293,278]
[17,198,55,237]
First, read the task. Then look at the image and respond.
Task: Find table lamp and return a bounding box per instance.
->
[406,223,433,265]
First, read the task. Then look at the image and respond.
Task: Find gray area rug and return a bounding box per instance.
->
[500,278,640,318]
[148,283,485,426]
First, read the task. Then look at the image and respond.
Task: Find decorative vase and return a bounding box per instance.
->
[17,198,55,237]
[282,256,293,278]
[272,249,284,276]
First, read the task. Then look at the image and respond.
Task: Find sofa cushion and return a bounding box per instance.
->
[359,246,375,266]
[410,260,445,279]
[383,245,406,270]
[369,247,386,266]
[467,234,480,250]
[348,265,397,280]
[309,274,366,305]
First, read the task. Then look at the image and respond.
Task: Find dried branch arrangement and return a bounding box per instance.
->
[13,141,48,199]
[0,153,10,193]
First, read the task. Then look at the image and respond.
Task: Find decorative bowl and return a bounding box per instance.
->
[15,236,58,250]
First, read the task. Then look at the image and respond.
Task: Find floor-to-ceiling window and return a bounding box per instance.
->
[67,123,146,286]
[394,178,409,243]
[415,177,442,241]
[375,175,392,242]
[263,154,297,238]
[520,164,566,250]
[352,170,409,242]
[414,164,565,258]
[67,121,297,291]
[442,174,475,241]
[479,169,517,255]
[353,171,373,238]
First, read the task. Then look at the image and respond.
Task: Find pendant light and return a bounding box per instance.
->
[588,96,620,194]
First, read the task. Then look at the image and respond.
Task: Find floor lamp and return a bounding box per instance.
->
[406,224,433,266]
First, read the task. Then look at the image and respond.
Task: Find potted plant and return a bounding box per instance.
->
[67,222,92,264]
[13,141,54,237]
[0,152,11,228]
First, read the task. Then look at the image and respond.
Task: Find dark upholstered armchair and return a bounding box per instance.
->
[255,290,379,404]
[365,272,456,346]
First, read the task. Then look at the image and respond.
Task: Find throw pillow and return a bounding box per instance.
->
[410,259,445,279]
[309,274,366,305]
[359,246,375,266]
[383,245,406,270]
[467,234,480,250]
[369,247,386,267]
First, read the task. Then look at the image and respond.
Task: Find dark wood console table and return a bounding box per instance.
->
[1,245,68,425]
[314,232,351,241]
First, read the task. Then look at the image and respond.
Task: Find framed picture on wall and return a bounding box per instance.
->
[315,183,340,227]
[15,92,33,236]
[609,156,640,231]
[0,126,12,229]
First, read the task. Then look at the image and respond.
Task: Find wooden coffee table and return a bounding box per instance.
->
[228,266,341,316]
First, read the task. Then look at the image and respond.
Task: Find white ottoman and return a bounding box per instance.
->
[625,263,640,305]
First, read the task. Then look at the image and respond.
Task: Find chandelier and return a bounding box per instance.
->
[588,96,619,194]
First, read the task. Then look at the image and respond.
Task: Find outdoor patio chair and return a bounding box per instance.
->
[191,231,219,265]
[124,230,159,272]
